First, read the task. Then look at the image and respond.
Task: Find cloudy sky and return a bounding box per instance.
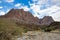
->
[0,0,60,21]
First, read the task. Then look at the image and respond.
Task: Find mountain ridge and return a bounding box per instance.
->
[0,9,54,25]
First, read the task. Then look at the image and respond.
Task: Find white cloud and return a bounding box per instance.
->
[0,10,5,15]
[6,0,14,2]
[29,0,52,17]
[38,5,60,15]
[0,6,3,9]
[32,0,48,5]
[28,0,60,21]
[14,3,30,11]
[23,6,30,11]
[52,0,60,3]
[20,6,30,11]
[30,4,40,13]
[50,11,60,21]
[39,5,60,21]
[15,3,21,7]
[31,5,60,21]
[51,0,60,6]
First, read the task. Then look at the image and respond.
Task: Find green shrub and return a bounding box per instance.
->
[41,26,56,32]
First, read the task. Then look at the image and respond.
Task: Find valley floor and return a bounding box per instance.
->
[14,31,60,40]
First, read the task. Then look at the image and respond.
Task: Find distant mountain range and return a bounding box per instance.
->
[0,9,54,25]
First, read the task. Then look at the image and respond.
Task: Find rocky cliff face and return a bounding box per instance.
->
[0,9,54,25]
[40,16,54,25]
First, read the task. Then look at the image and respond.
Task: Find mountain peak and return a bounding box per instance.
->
[40,16,54,25]
[0,9,54,25]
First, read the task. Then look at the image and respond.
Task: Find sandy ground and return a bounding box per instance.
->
[14,31,60,40]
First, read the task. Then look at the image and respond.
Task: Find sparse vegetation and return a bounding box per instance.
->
[0,18,60,40]
[0,18,27,40]
[41,24,56,32]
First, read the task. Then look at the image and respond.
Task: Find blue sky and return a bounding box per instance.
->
[0,0,60,21]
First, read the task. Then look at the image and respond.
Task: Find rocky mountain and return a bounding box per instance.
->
[0,9,54,25]
[40,16,54,25]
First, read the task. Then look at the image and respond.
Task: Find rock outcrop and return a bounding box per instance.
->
[40,16,54,25]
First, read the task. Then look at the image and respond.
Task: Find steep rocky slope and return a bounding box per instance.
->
[0,9,54,25]
[40,16,54,25]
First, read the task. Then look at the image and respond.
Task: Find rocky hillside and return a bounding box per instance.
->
[0,9,54,25]
[40,16,54,25]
